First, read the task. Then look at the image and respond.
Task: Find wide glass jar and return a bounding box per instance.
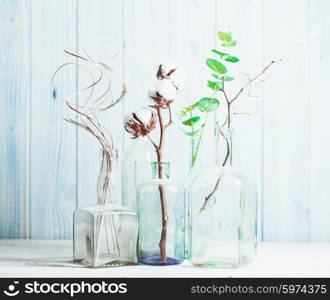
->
[73,149,138,267]
[137,162,186,265]
[188,129,257,268]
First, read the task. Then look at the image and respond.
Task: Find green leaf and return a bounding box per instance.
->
[211,74,234,81]
[178,111,187,119]
[207,80,222,91]
[218,31,232,42]
[221,40,237,47]
[196,97,219,113]
[225,56,239,63]
[185,130,199,137]
[223,76,234,81]
[183,105,193,112]
[211,49,229,57]
[182,116,201,126]
[205,58,227,74]
[181,103,199,115]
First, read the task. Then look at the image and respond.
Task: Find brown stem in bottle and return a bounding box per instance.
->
[156,106,168,263]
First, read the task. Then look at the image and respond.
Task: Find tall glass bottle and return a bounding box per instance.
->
[137,162,186,265]
[73,149,138,267]
[188,129,257,268]
[122,137,153,211]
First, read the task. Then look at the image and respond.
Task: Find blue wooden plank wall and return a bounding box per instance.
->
[0,0,329,241]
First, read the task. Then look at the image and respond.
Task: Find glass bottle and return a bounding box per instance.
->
[122,137,153,211]
[73,149,138,267]
[188,129,257,268]
[137,162,186,265]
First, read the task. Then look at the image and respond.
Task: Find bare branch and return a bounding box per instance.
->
[63,49,88,62]
[230,59,282,104]
[199,175,224,214]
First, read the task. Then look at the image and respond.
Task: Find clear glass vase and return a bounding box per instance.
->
[188,129,258,268]
[73,149,138,267]
[122,137,153,211]
[137,162,186,265]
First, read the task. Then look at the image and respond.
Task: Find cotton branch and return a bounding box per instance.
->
[124,61,184,263]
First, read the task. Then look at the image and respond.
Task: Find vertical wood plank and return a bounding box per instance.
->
[30,0,77,239]
[310,0,330,241]
[262,0,310,241]
[0,0,30,238]
[77,0,124,208]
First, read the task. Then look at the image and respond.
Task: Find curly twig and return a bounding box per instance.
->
[52,50,126,258]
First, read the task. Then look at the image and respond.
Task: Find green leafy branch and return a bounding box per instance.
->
[180,97,219,166]
[199,58,281,213]
[198,31,282,213]
[179,31,239,168]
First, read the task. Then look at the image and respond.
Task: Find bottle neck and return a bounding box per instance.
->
[97,148,118,205]
[151,162,170,179]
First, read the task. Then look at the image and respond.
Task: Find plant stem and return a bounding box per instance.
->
[189,111,195,167]
[198,103,230,213]
[192,113,209,167]
[156,106,168,263]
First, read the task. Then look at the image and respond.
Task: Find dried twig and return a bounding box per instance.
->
[199,59,281,213]
[230,59,282,104]
[51,50,127,258]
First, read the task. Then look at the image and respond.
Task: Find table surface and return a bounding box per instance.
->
[0,240,329,277]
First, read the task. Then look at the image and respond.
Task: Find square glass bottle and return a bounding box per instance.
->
[73,149,138,267]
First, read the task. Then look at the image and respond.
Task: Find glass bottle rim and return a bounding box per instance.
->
[151,161,171,166]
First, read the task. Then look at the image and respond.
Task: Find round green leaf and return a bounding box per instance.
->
[207,80,222,91]
[225,56,239,63]
[185,130,199,137]
[223,76,234,81]
[205,58,227,74]
[218,31,232,42]
[211,74,234,81]
[182,116,201,126]
[221,40,237,47]
[196,97,219,113]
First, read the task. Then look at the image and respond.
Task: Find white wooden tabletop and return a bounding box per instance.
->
[0,240,329,278]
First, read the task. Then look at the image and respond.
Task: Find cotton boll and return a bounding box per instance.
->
[124,107,157,138]
[124,114,136,135]
[158,60,186,86]
[148,85,158,101]
[148,82,174,109]
[135,107,156,124]
[159,60,178,76]
[156,79,178,100]
[169,67,186,87]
